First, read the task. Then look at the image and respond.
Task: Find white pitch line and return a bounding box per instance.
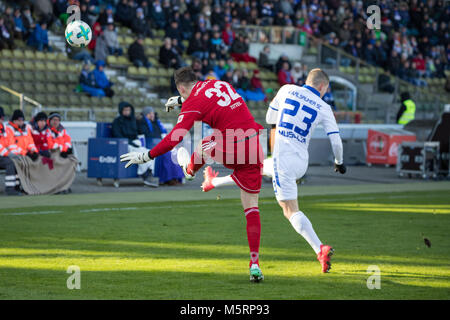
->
[3,210,64,216]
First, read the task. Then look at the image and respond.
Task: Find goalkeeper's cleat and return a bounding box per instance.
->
[201,166,218,192]
[249,264,264,282]
[317,244,334,273]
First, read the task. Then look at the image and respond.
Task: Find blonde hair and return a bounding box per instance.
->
[306,68,329,87]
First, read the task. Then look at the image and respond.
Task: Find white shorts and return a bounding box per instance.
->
[272,153,308,201]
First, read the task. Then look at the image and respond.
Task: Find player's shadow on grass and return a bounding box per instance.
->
[1,237,447,269]
[1,266,449,300]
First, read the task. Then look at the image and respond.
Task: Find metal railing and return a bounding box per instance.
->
[0,84,42,113]
[0,84,96,121]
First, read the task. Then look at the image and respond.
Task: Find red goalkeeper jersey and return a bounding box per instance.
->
[150,80,264,158]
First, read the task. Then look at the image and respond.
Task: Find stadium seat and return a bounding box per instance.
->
[13,50,24,59]
[0,50,12,59]
[34,62,46,71]
[12,61,24,70]
[11,72,23,82]
[0,70,10,80]
[35,51,46,60]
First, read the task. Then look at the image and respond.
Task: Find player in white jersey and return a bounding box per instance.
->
[265,69,346,273]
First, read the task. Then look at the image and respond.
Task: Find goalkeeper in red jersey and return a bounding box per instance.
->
[120,67,265,282]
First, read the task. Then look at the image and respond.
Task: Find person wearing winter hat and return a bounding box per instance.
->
[30,111,51,158]
[0,107,21,195]
[5,110,39,160]
[113,102,158,187]
[47,112,73,158]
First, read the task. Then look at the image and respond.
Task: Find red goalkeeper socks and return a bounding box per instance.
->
[244,207,261,267]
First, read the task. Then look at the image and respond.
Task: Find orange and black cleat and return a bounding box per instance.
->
[201,166,219,192]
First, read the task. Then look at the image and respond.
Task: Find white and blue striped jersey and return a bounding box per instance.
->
[266,84,343,163]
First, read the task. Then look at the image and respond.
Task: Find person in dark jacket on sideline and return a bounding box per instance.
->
[112,102,158,187]
[136,107,184,185]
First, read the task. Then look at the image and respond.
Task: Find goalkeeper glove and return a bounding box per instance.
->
[165,96,184,112]
[334,162,346,174]
[120,151,153,168]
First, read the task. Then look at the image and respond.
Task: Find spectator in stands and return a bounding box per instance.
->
[97,5,115,27]
[30,112,51,158]
[187,31,208,60]
[3,7,15,33]
[94,31,109,63]
[246,69,266,102]
[378,72,395,94]
[4,110,39,161]
[291,62,304,84]
[278,61,295,86]
[21,6,34,39]
[66,41,95,64]
[79,63,105,97]
[210,31,227,60]
[47,112,73,158]
[91,60,114,97]
[165,20,182,43]
[131,7,153,38]
[388,50,402,76]
[159,37,182,69]
[434,58,446,78]
[88,21,102,51]
[34,0,54,27]
[128,35,151,68]
[104,23,123,56]
[0,16,15,50]
[275,54,291,73]
[115,0,134,28]
[151,0,166,30]
[12,8,26,40]
[136,106,184,186]
[323,86,336,111]
[222,23,235,46]
[113,102,158,187]
[27,21,52,52]
[80,3,96,28]
[230,34,257,63]
[258,45,273,71]
[214,59,227,80]
[180,10,194,41]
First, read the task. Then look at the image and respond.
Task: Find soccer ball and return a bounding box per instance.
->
[65,20,92,48]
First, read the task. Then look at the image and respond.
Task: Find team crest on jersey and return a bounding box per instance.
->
[177,114,184,123]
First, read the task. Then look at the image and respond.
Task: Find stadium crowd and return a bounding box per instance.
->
[1,0,448,96]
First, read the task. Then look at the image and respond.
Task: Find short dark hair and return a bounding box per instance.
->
[174,66,198,86]
[306,68,329,87]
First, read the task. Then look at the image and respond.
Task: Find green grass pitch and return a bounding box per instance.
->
[0,188,449,299]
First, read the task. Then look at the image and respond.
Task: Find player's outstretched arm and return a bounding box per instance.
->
[120,151,153,168]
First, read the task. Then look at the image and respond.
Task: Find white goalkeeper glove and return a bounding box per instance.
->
[120,151,152,168]
[165,96,184,112]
